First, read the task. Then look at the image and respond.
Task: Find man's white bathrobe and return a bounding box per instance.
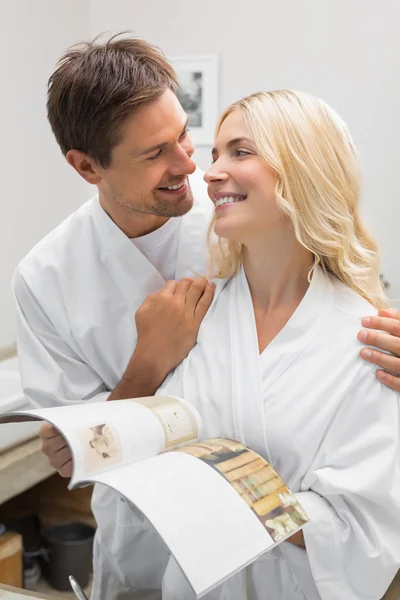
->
[12,169,213,600]
[156,265,400,600]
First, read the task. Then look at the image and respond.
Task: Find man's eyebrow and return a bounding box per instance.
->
[211,137,254,157]
[139,117,190,157]
[139,141,168,157]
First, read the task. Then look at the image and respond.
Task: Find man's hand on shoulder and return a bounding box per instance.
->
[109,276,215,400]
[135,276,215,374]
[358,307,400,392]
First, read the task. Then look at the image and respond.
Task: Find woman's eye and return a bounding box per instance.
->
[235,149,251,157]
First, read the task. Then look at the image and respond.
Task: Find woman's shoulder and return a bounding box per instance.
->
[315,273,379,378]
[328,272,378,320]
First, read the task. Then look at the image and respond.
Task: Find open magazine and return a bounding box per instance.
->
[0,396,309,598]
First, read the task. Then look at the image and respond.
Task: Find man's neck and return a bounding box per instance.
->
[99,195,170,238]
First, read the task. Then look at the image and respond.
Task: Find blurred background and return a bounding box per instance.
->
[0,1,399,597]
[1,0,400,353]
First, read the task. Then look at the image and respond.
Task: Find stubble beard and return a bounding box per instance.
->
[112,181,194,219]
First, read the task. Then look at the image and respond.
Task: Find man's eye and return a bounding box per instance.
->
[180,128,190,139]
[148,149,163,161]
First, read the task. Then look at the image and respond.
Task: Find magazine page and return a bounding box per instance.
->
[0,395,201,487]
[87,438,309,598]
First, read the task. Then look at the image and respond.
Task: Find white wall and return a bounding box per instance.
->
[90,0,400,304]
[0,0,90,348]
[1,0,398,351]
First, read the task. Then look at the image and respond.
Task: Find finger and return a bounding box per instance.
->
[185,277,209,313]
[359,347,400,376]
[159,280,178,296]
[174,277,194,299]
[39,422,59,440]
[58,459,73,478]
[376,369,400,393]
[358,329,400,358]
[41,434,68,456]
[361,315,400,337]
[139,292,155,308]
[378,307,400,320]
[49,446,73,471]
[194,282,216,322]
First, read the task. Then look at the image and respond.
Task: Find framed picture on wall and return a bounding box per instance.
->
[169,55,218,145]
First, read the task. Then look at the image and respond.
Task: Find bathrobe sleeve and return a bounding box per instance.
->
[296,369,400,600]
[13,269,110,408]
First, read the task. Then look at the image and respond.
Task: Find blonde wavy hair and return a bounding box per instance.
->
[208,90,387,309]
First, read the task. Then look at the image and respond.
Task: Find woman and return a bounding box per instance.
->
[157,90,400,599]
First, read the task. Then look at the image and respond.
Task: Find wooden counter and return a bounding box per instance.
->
[0,438,55,505]
[0,584,53,599]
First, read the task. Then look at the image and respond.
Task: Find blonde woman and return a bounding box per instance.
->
[157,90,400,599]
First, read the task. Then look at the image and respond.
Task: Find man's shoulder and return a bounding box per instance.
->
[15,197,96,284]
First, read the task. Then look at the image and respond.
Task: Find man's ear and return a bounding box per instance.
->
[66,149,102,185]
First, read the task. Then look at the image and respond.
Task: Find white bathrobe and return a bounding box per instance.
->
[13,168,213,600]
[156,265,400,600]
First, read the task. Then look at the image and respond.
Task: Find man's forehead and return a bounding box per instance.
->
[122,98,188,150]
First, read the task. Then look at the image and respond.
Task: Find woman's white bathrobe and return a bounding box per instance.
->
[155,265,400,600]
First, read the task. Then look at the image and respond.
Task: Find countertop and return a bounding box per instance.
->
[0,437,55,504]
[0,584,53,598]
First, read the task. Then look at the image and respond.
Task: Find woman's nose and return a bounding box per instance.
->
[204,160,227,184]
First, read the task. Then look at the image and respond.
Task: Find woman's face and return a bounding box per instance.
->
[204,109,287,244]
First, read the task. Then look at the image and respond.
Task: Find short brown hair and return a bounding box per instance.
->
[47,33,178,167]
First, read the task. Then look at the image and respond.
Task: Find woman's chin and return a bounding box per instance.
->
[214,221,244,243]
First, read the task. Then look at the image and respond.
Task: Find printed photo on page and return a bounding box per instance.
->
[76,422,123,474]
[177,438,308,541]
[132,395,199,448]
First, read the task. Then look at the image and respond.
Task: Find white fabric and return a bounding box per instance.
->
[14,163,400,599]
[153,265,400,600]
[13,168,213,600]
[131,216,181,283]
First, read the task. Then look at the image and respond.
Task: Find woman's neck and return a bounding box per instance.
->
[242,230,314,352]
[243,230,313,309]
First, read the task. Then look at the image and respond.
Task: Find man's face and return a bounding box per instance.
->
[97,89,196,222]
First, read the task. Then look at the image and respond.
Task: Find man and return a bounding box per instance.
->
[13,35,400,599]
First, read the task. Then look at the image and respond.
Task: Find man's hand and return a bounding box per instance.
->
[287,530,305,548]
[39,422,72,477]
[135,276,215,375]
[358,307,400,391]
[109,276,215,400]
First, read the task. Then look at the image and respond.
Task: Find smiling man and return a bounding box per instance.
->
[13,35,215,600]
[12,34,400,600]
